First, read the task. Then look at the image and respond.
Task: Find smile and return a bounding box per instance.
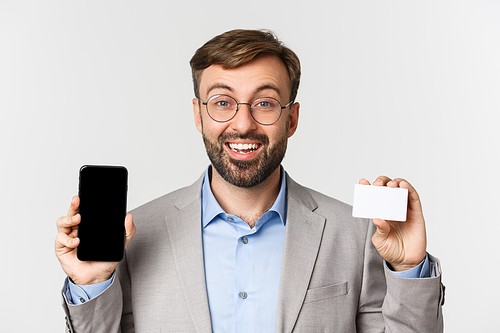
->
[228,143,260,154]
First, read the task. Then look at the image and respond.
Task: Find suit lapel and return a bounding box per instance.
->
[275,175,326,333]
[162,172,325,333]
[164,176,213,332]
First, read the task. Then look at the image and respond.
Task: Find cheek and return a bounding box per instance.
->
[202,121,229,140]
[267,123,289,144]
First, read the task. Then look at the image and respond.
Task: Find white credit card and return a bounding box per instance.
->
[352,184,408,221]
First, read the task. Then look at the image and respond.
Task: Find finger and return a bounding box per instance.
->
[67,196,80,216]
[57,213,81,233]
[55,232,80,251]
[124,214,136,249]
[386,177,406,188]
[359,178,371,185]
[386,179,398,188]
[398,179,423,213]
[373,176,392,186]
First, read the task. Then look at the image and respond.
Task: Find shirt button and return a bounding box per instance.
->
[79,297,86,303]
[241,236,248,244]
[239,291,248,299]
[227,217,234,222]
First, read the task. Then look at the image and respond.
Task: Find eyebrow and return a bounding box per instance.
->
[205,83,283,100]
[205,83,233,97]
[255,84,283,100]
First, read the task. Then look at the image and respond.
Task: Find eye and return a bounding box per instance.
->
[253,98,278,110]
[209,95,235,109]
[216,101,230,107]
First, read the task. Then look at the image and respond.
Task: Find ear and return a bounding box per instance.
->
[287,102,299,138]
[193,98,203,133]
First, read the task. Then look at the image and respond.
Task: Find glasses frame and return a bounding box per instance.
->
[198,94,294,126]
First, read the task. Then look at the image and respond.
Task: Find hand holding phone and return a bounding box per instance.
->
[54,166,136,285]
[77,165,128,261]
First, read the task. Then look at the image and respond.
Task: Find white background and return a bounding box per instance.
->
[1,0,499,331]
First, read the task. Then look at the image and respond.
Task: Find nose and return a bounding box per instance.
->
[229,103,258,133]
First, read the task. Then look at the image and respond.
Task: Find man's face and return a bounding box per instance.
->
[193,55,299,188]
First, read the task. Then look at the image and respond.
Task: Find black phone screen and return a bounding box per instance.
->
[77,165,128,261]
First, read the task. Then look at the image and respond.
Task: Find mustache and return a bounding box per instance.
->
[218,132,269,145]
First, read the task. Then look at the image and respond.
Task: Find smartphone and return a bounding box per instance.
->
[77,165,128,261]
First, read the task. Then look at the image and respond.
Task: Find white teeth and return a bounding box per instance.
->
[229,143,259,153]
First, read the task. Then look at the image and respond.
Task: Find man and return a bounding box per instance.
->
[56,29,444,332]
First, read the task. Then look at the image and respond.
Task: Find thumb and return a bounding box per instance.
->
[371,218,390,246]
[124,214,136,249]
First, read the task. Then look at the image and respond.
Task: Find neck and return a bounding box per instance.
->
[210,166,282,228]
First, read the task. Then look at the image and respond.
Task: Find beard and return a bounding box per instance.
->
[202,130,288,188]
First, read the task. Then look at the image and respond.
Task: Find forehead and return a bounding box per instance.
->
[199,56,291,99]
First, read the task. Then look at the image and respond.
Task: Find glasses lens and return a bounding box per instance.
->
[251,97,282,125]
[207,95,237,122]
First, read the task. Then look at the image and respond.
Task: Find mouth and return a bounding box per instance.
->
[227,142,260,154]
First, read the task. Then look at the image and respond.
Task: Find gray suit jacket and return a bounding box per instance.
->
[62,173,444,332]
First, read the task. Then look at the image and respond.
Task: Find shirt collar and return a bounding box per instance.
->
[201,165,287,228]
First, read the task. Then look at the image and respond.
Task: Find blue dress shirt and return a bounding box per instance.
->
[65,166,431,332]
[201,167,287,332]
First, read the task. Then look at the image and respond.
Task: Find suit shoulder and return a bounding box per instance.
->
[128,175,203,223]
[288,179,369,232]
[293,182,353,217]
[305,187,352,210]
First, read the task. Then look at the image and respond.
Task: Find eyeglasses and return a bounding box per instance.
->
[198,94,294,126]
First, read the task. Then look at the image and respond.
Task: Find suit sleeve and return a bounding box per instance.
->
[61,276,124,333]
[356,222,444,333]
[61,253,134,333]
